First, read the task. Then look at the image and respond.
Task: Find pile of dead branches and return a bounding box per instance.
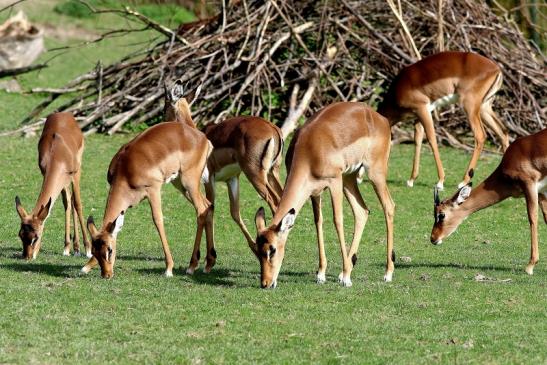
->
[19,0,546,147]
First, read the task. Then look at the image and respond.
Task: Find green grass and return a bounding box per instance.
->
[0,1,545,363]
[0,136,545,364]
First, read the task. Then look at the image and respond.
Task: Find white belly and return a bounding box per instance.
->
[427,94,459,113]
[164,172,179,184]
[215,163,241,182]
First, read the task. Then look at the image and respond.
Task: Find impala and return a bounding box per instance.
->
[378,51,509,190]
[431,128,547,275]
[82,118,213,278]
[15,112,91,259]
[252,102,395,288]
[164,81,284,272]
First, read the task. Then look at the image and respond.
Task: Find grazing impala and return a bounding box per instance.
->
[378,51,509,190]
[252,102,395,288]
[15,112,91,259]
[82,119,214,278]
[164,81,284,265]
[431,128,547,275]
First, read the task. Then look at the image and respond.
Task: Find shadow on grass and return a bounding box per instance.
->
[391,261,516,273]
[117,254,163,262]
[0,246,21,259]
[1,262,83,278]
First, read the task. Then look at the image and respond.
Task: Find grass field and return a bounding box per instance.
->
[0,1,546,364]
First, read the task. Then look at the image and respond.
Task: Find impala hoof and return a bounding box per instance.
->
[203,267,212,274]
[338,272,352,287]
[165,270,173,278]
[73,251,81,257]
[525,265,534,275]
[63,250,70,257]
[86,251,93,258]
[436,181,444,191]
[316,271,326,284]
[186,267,196,275]
[384,272,393,282]
[81,266,91,274]
[406,179,414,187]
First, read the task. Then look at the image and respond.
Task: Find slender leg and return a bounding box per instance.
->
[480,103,509,151]
[457,99,486,188]
[311,195,327,283]
[329,179,352,287]
[368,169,395,282]
[242,167,279,214]
[522,183,539,275]
[415,106,445,190]
[61,187,72,256]
[539,193,547,224]
[227,177,255,247]
[147,188,174,277]
[267,165,284,210]
[71,201,81,256]
[343,176,370,267]
[407,122,425,187]
[73,170,92,257]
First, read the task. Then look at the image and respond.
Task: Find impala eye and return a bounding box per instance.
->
[269,246,276,257]
[438,212,445,222]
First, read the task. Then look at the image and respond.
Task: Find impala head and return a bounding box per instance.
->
[15,196,51,259]
[253,207,296,289]
[431,183,472,245]
[87,213,124,278]
[163,80,193,126]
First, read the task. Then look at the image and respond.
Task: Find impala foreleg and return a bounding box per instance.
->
[311,195,327,284]
[343,175,370,270]
[81,255,98,274]
[416,106,445,190]
[71,203,81,256]
[329,179,352,287]
[523,184,539,275]
[407,122,425,187]
[539,193,547,224]
[73,170,91,257]
[61,187,72,256]
[369,171,395,282]
[460,101,486,188]
[148,188,175,277]
[227,177,255,246]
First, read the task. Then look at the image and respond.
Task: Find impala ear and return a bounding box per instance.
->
[170,79,185,101]
[87,216,99,238]
[455,184,472,204]
[107,211,125,237]
[36,198,52,221]
[277,208,296,233]
[255,207,266,232]
[15,196,28,219]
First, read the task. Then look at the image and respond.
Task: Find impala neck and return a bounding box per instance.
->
[270,167,313,226]
[32,165,64,216]
[458,169,515,217]
[102,183,131,227]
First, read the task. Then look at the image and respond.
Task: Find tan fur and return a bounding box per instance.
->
[253,102,395,288]
[82,121,213,278]
[15,112,91,259]
[378,51,510,188]
[432,129,547,275]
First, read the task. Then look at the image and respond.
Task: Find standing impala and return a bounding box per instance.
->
[252,102,395,288]
[164,81,284,270]
[82,118,214,278]
[15,112,91,259]
[431,128,547,275]
[378,51,509,190]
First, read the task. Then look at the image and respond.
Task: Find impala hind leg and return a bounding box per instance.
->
[416,106,445,190]
[148,188,174,277]
[459,100,486,188]
[61,187,72,256]
[523,184,539,275]
[227,177,255,247]
[267,165,284,210]
[73,170,91,257]
[243,166,280,214]
[369,169,395,282]
[480,103,509,151]
[311,195,327,283]
[407,122,425,187]
[329,179,353,287]
[343,175,370,271]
